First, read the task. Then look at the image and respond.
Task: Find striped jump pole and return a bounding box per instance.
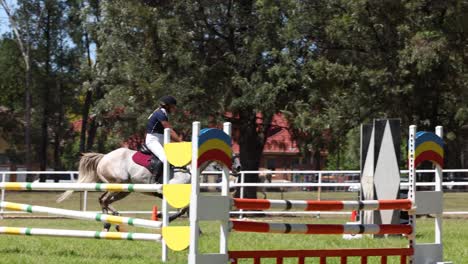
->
[0,182,163,192]
[232,198,412,211]
[230,220,412,235]
[0,201,162,229]
[0,226,161,241]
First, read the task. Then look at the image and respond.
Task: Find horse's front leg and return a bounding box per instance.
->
[149,192,189,222]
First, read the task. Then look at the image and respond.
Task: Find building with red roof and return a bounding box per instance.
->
[230,113,325,181]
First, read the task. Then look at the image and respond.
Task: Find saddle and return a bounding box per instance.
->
[132,144,164,184]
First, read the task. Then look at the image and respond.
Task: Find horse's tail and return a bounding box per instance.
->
[56,153,104,203]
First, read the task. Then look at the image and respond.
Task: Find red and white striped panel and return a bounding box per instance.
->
[232,198,412,211]
[230,220,412,235]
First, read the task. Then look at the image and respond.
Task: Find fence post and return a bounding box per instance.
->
[435,126,443,245]
[0,173,5,219]
[317,172,322,218]
[239,171,245,219]
[318,172,322,200]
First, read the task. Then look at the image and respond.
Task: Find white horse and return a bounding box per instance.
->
[229,155,271,199]
[57,148,191,230]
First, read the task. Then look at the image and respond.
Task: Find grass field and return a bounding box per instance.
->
[0,191,467,263]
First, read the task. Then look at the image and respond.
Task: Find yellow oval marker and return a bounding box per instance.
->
[164,142,192,167]
[163,184,191,209]
[162,226,190,251]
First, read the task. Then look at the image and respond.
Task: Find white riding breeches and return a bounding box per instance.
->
[145,133,166,163]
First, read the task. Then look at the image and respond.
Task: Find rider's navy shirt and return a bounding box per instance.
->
[146,108,168,134]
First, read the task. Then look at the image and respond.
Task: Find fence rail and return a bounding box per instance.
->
[1,169,468,216]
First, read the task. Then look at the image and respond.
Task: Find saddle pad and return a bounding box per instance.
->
[132,151,152,168]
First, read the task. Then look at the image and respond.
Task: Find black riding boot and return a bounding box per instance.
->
[149,159,163,184]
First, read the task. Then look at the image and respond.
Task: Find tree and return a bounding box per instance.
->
[0,37,24,111]
[0,0,36,172]
[90,1,311,198]
[65,0,104,153]
[284,0,468,169]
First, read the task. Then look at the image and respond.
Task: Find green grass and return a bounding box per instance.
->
[0,191,467,263]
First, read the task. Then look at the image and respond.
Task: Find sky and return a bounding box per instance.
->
[0,0,16,35]
[0,8,10,35]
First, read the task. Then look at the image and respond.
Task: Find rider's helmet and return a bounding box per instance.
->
[159,95,177,107]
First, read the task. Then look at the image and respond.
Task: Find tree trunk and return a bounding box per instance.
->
[79,90,92,153]
[53,80,64,171]
[39,11,51,177]
[24,64,33,179]
[80,28,97,154]
[97,128,106,153]
[237,111,264,199]
[86,118,98,151]
[86,86,103,151]
[312,148,322,170]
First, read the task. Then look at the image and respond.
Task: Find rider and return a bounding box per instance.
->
[145,95,183,182]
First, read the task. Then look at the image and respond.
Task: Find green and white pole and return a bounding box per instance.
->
[0,226,161,241]
[0,201,162,229]
[0,182,163,192]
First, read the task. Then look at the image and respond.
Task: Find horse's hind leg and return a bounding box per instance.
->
[99,192,130,231]
[99,192,112,231]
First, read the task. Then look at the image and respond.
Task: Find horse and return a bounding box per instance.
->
[56,148,191,231]
[229,155,271,199]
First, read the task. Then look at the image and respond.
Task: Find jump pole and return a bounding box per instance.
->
[232,198,412,211]
[0,201,162,229]
[0,226,162,241]
[0,182,163,192]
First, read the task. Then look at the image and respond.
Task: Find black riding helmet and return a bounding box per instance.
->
[159,95,177,106]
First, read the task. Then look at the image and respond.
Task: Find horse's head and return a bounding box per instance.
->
[170,165,192,184]
[231,154,242,175]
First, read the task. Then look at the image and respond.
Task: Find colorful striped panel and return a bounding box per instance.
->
[415,131,444,148]
[198,128,231,146]
[414,131,444,168]
[197,128,232,169]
